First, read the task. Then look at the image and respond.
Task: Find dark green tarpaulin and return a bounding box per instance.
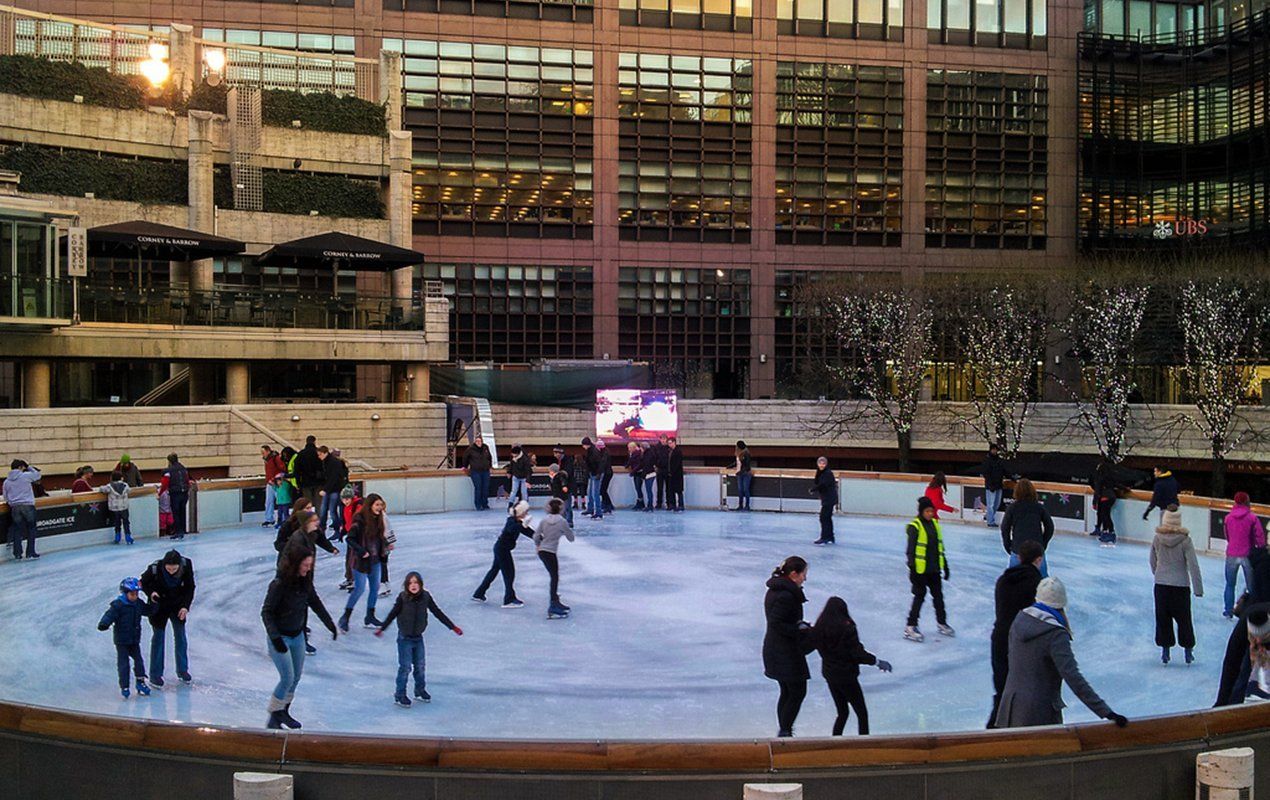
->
[432,364,652,408]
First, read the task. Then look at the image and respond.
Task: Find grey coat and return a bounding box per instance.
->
[533,514,575,554]
[1150,532,1204,595]
[994,607,1112,728]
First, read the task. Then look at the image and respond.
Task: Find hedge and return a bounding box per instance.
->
[0,55,149,110]
[0,144,187,204]
[262,172,384,218]
[261,89,387,137]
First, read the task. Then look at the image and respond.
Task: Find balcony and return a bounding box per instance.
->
[0,274,72,328]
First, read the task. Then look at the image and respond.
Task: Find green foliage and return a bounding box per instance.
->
[0,144,186,204]
[262,171,384,219]
[0,54,149,109]
[186,81,229,115]
[261,89,387,137]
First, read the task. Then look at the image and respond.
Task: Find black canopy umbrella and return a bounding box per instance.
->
[254,231,425,271]
[84,220,245,261]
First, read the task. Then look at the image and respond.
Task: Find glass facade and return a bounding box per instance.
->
[620,0,753,31]
[928,0,1047,46]
[386,40,594,238]
[1083,0,1269,39]
[925,70,1049,249]
[420,263,595,362]
[777,0,903,39]
[383,0,593,22]
[618,54,754,242]
[776,62,904,246]
[618,267,751,397]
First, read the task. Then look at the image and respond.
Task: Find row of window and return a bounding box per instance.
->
[1082,0,1269,40]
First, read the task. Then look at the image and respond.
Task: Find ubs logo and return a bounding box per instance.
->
[1153,219,1209,239]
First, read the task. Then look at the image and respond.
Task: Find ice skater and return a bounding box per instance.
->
[140,549,196,688]
[582,437,603,520]
[811,456,836,545]
[506,445,533,508]
[340,493,390,631]
[763,556,812,737]
[734,441,753,511]
[1150,506,1204,665]
[811,596,892,736]
[473,500,535,608]
[666,437,684,512]
[534,498,576,618]
[97,576,152,698]
[922,473,955,519]
[105,470,133,545]
[375,571,463,706]
[1222,493,1265,618]
[627,441,648,510]
[1142,466,1180,524]
[988,540,1044,728]
[904,497,954,642]
[549,462,573,525]
[1000,478,1054,576]
[597,440,614,514]
[262,542,338,729]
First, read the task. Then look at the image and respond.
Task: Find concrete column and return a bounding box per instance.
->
[168,23,196,99]
[233,772,293,800]
[392,363,430,403]
[226,361,250,405]
[379,50,403,131]
[387,129,415,321]
[1196,748,1254,800]
[188,363,215,405]
[187,110,217,295]
[21,360,51,409]
[743,785,802,800]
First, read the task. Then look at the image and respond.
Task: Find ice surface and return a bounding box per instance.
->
[0,510,1237,739]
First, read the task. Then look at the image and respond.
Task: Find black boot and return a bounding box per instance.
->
[279,704,302,729]
[338,608,352,633]
[266,710,285,730]
[364,612,383,629]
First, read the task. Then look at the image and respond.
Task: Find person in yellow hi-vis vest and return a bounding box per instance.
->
[905,496,955,643]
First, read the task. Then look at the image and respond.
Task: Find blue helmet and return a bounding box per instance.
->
[120,577,141,594]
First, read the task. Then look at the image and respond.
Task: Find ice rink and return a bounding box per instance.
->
[0,508,1236,739]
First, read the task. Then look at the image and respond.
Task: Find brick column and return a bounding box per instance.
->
[21,360,50,409]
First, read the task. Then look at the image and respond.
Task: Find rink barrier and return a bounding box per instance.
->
[3,468,1266,557]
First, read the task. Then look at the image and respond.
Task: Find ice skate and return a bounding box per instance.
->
[338,579,353,591]
[178,672,192,684]
[548,602,570,619]
[502,599,525,609]
[394,694,413,708]
[121,687,130,699]
[415,688,432,703]
[937,623,956,638]
[266,711,284,729]
[304,641,317,656]
[151,676,165,689]
[135,679,151,697]
[338,608,352,633]
[1161,647,1170,665]
[1185,648,1194,665]
[471,594,487,603]
[903,626,925,642]
[378,586,392,598]
[363,613,383,629]
[279,704,302,729]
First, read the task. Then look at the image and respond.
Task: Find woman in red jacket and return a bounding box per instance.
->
[923,473,956,519]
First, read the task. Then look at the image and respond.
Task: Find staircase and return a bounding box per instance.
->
[134,368,189,406]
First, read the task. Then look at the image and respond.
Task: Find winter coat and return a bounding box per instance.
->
[496,516,535,551]
[1147,474,1180,513]
[71,478,94,494]
[2,467,40,506]
[653,443,670,475]
[380,589,456,637]
[140,557,196,618]
[509,453,534,479]
[342,497,362,532]
[812,468,836,502]
[923,485,955,517]
[737,450,753,474]
[534,513,575,554]
[812,619,877,681]
[322,457,349,494]
[105,480,131,512]
[994,606,1112,728]
[347,515,387,573]
[667,447,684,478]
[598,448,612,476]
[115,462,144,488]
[1000,499,1055,555]
[283,527,338,561]
[550,470,570,499]
[293,445,324,489]
[98,595,152,646]
[1216,601,1270,706]
[976,454,1009,492]
[991,563,1043,684]
[584,446,603,478]
[1150,531,1204,595]
[463,445,493,472]
[627,449,646,477]
[762,575,812,682]
[164,461,190,495]
[261,574,336,640]
[263,454,286,483]
[1224,506,1267,559]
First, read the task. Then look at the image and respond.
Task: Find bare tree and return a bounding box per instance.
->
[812,280,934,471]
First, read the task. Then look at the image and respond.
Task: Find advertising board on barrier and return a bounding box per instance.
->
[1209,508,1270,542]
[963,486,1085,521]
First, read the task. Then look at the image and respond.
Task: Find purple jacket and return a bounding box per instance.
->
[1224,505,1266,558]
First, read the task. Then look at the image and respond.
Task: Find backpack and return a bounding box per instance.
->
[167,462,189,493]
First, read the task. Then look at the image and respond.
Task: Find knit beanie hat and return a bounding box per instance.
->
[1234,491,1251,506]
[120,454,131,463]
[1156,506,1188,535]
[339,485,356,500]
[511,500,530,518]
[917,496,935,513]
[1035,576,1068,609]
[162,549,182,566]
[581,436,593,446]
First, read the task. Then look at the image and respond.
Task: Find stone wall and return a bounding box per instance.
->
[491,400,1270,462]
[0,403,447,477]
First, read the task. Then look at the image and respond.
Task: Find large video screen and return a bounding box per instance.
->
[596,389,679,441]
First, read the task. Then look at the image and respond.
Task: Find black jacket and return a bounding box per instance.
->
[273,516,335,555]
[463,445,493,472]
[550,470,570,498]
[380,589,456,637]
[598,448,612,476]
[347,516,386,574]
[1147,474,1181,513]
[653,443,670,474]
[1216,601,1270,706]
[813,619,877,681]
[975,454,1009,492]
[584,446,602,477]
[261,574,336,640]
[991,563,1043,678]
[762,576,812,682]
[667,447,684,478]
[1000,499,1055,554]
[322,457,349,494]
[285,527,338,559]
[738,450,753,474]
[140,557,196,619]
[509,454,533,479]
[812,468,836,502]
[627,449,646,477]
[293,445,324,489]
[98,595,152,646]
[496,516,535,550]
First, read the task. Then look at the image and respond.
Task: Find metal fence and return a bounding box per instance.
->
[196,36,377,98]
[0,4,167,77]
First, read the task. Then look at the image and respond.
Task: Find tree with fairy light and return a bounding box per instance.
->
[811,278,934,472]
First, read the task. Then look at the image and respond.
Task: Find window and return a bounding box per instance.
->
[779,0,903,38]
[382,0,592,22]
[928,0,1046,46]
[621,0,753,30]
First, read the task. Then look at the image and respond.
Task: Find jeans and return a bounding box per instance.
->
[347,567,382,617]
[115,643,146,690]
[169,492,188,538]
[737,473,753,510]
[1225,556,1254,615]
[150,616,189,682]
[474,544,518,604]
[561,498,574,526]
[470,470,490,510]
[267,633,306,711]
[587,476,603,518]
[264,483,276,524]
[632,474,646,508]
[112,509,133,543]
[509,477,529,506]
[775,679,807,734]
[539,550,561,604]
[8,503,36,557]
[319,491,344,537]
[985,488,1002,526]
[395,635,426,698]
[1008,551,1049,577]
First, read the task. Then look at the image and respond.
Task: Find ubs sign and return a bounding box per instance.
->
[1153,219,1209,239]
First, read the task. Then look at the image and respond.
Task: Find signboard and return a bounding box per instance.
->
[963,486,1085,522]
[596,389,678,441]
[489,474,553,499]
[67,226,88,277]
[34,501,110,538]
[1152,219,1209,239]
[1210,508,1270,542]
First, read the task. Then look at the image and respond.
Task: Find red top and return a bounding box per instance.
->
[264,453,286,482]
[71,478,93,493]
[924,485,955,518]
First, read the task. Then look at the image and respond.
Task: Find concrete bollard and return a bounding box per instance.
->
[744,783,803,800]
[233,772,293,800]
[1196,747,1254,800]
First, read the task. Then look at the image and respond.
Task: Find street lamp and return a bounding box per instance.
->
[139,41,170,88]
[203,48,226,87]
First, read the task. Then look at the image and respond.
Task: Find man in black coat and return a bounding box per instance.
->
[653,434,671,509]
[972,445,1009,528]
[811,456,837,545]
[140,549,196,687]
[293,436,325,507]
[666,437,685,512]
[318,447,350,539]
[988,539,1044,727]
[1143,466,1180,522]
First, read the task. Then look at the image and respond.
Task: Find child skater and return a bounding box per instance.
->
[262,542,338,729]
[534,497,576,618]
[375,571,463,706]
[472,500,535,608]
[105,470,133,545]
[97,577,152,698]
[811,596,892,735]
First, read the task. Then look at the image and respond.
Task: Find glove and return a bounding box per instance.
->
[877,660,893,673]
[97,622,109,631]
[453,626,464,636]
[271,637,287,653]
[374,628,385,637]
[1107,712,1128,728]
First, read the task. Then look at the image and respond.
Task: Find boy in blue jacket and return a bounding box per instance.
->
[98,577,153,698]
